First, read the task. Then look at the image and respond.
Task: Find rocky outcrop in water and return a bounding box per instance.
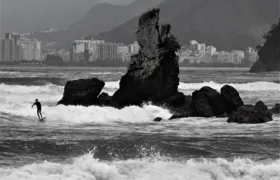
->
[270,103,280,114]
[58,8,273,124]
[58,78,105,106]
[111,9,181,107]
[228,101,273,124]
[250,19,280,72]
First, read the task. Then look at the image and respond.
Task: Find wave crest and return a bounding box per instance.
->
[104,81,280,92]
[1,104,172,124]
[0,153,279,180]
[179,81,280,91]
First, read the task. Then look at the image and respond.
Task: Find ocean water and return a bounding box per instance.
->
[0,67,279,180]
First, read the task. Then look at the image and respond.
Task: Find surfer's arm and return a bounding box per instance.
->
[32,103,35,108]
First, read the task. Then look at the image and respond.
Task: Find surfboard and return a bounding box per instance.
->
[39,117,46,122]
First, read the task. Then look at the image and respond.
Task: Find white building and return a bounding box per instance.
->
[217,51,231,64]
[202,52,212,63]
[118,45,130,62]
[0,33,21,62]
[18,37,43,61]
[198,43,206,52]
[231,50,245,64]
[245,48,258,63]
[128,41,140,55]
[57,49,71,62]
[72,40,105,61]
[97,43,119,61]
[206,46,217,55]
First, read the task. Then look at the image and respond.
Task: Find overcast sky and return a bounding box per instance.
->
[0,0,136,34]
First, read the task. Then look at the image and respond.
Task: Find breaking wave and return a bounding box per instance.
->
[1,103,172,124]
[179,81,280,92]
[0,83,63,94]
[89,72,124,75]
[0,153,279,180]
[0,81,279,124]
[104,81,280,92]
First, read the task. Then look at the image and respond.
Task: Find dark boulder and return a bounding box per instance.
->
[111,9,181,108]
[164,92,186,107]
[200,86,228,116]
[227,101,273,124]
[221,85,244,112]
[270,103,280,114]
[58,78,105,106]
[169,95,196,120]
[153,117,163,122]
[192,90,214,117]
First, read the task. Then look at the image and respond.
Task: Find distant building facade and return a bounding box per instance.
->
[0,33,21,62]
[97,43,119,60]
[18,37,43,61]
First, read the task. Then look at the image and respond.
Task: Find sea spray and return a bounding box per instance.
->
[0,103,172,124]
[0,152,279,180]
[104,81,280,92]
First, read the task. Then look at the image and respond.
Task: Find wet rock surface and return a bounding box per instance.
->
[58,78,105,106]
[58,9,273,124]
[227,101,273,124]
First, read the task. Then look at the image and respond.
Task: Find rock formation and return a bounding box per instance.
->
[221,85,244,112]
[111,9,181,107]
[58,8,273,124]
[58,78,105,106]
[270,103,280,114]
[250,19,280,72]
[190,85,244,118]
[228,101,273,124]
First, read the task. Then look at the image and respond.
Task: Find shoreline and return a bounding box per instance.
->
[0,65,250,71]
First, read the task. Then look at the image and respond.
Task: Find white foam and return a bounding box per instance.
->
[0,83,63,94]
[0,81,279,124]
[89,72,124,75]
[104,81,120,89]
[0,153,279,180]
[104,81,280,92]
[1,103,172,124]
[0,71,20,75]
[179,81,280,92]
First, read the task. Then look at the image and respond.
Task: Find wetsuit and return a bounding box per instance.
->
[32,102,42,119]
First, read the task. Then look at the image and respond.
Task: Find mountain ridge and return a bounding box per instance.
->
[97,0,279,50]
[29,0,165,48]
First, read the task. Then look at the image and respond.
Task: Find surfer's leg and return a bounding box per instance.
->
[38,110,42,118]
[37,111,40,119]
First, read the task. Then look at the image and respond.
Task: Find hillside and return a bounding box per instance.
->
[97,0,279,50]
[29,0,164,48]
[250,19,280,72]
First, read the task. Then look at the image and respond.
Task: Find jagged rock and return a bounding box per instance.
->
[270,103,280,114]
[227,101,273,124]
[111,8,180,108]
[250,19,280,72]
[58,78,105,106]
[221,85,244,112]
[192,90,214,117]
[57,8,272,123]
[97,92,112,106]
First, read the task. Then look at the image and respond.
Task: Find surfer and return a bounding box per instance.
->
[32,99,43,120]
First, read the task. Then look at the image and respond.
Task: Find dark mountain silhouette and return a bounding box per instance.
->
[97,0,279,50]
[29,0,164,48]
[250,19,280,72]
